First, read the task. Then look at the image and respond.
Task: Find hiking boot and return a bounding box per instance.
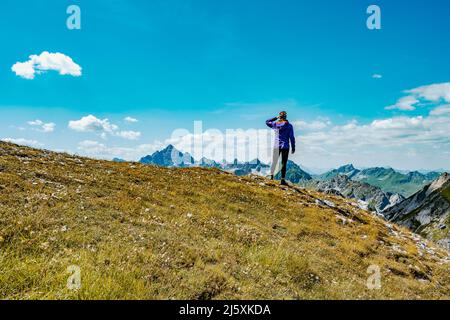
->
[280,179,288,186]
[270,175,274,180]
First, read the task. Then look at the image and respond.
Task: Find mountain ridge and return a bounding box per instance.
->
[303,174,405,213]
[315,164,441,197]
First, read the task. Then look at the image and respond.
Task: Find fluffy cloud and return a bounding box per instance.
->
[408,83,450,102]
[124,116,138,123]
[1,138,43,147]
[292,119,331,131]
[27,119,56,133]
[295,108,450,170]
[116,130,141,140]
[430,105,450,116]
[386,96,419,111]
[372,74,383,79]
[69,115,118,134]
[68,115,141,140]
[308,114,448,149]
[12,51,82,80]
[386,82,450,111]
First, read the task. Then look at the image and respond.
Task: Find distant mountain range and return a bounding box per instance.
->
[135,147,442,196]
[139,144,195,167]
[384,173,450,249]
[315,164,440,197]
[138,145,274,177]
[303,174,405,213]
[136,146,441,197]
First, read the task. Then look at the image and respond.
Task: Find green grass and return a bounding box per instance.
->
[441,186,450,203]
[0,142,449,300]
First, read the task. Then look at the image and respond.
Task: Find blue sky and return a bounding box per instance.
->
[1,0,450,170]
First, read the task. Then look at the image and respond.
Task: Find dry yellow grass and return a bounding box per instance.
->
[0,141,449,300]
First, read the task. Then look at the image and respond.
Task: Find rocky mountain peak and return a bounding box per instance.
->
[338,164,356,172]
[427,172,450,195]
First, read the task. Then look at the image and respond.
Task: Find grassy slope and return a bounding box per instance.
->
[0,142,449,300]
[441,186,450,203]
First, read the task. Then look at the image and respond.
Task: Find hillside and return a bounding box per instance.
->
[384,173,450,250]
[0,141,449,300]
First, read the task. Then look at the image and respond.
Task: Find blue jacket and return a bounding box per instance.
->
[266,117,296,150]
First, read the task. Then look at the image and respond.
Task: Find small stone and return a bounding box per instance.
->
[40,242,50,250]
[316,199,336,208]
[323,200,336,208]
[187,213,193,218]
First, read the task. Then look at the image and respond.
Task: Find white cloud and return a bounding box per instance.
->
[68,115,141,140]
[430,105,450,116]
[12,51,82,80]
[27,119,56,133]
[28,120,44,126]
[124,116,138,123]
[372,74,383,79]
[371,116,423,129]
[295,109,450,170]
[1,138,43,147]
[42,123,56,133]
[69,115,118,134]
[386,95,419,111]
[116,131,141,140]
[293,119,331,131]
[386,82,450,111]
[300,115,449,150]
[407,82,450,102]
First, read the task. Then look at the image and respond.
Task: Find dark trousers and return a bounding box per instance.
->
[270,148,289,179]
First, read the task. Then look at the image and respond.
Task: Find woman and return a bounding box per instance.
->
[265,111,296,185]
